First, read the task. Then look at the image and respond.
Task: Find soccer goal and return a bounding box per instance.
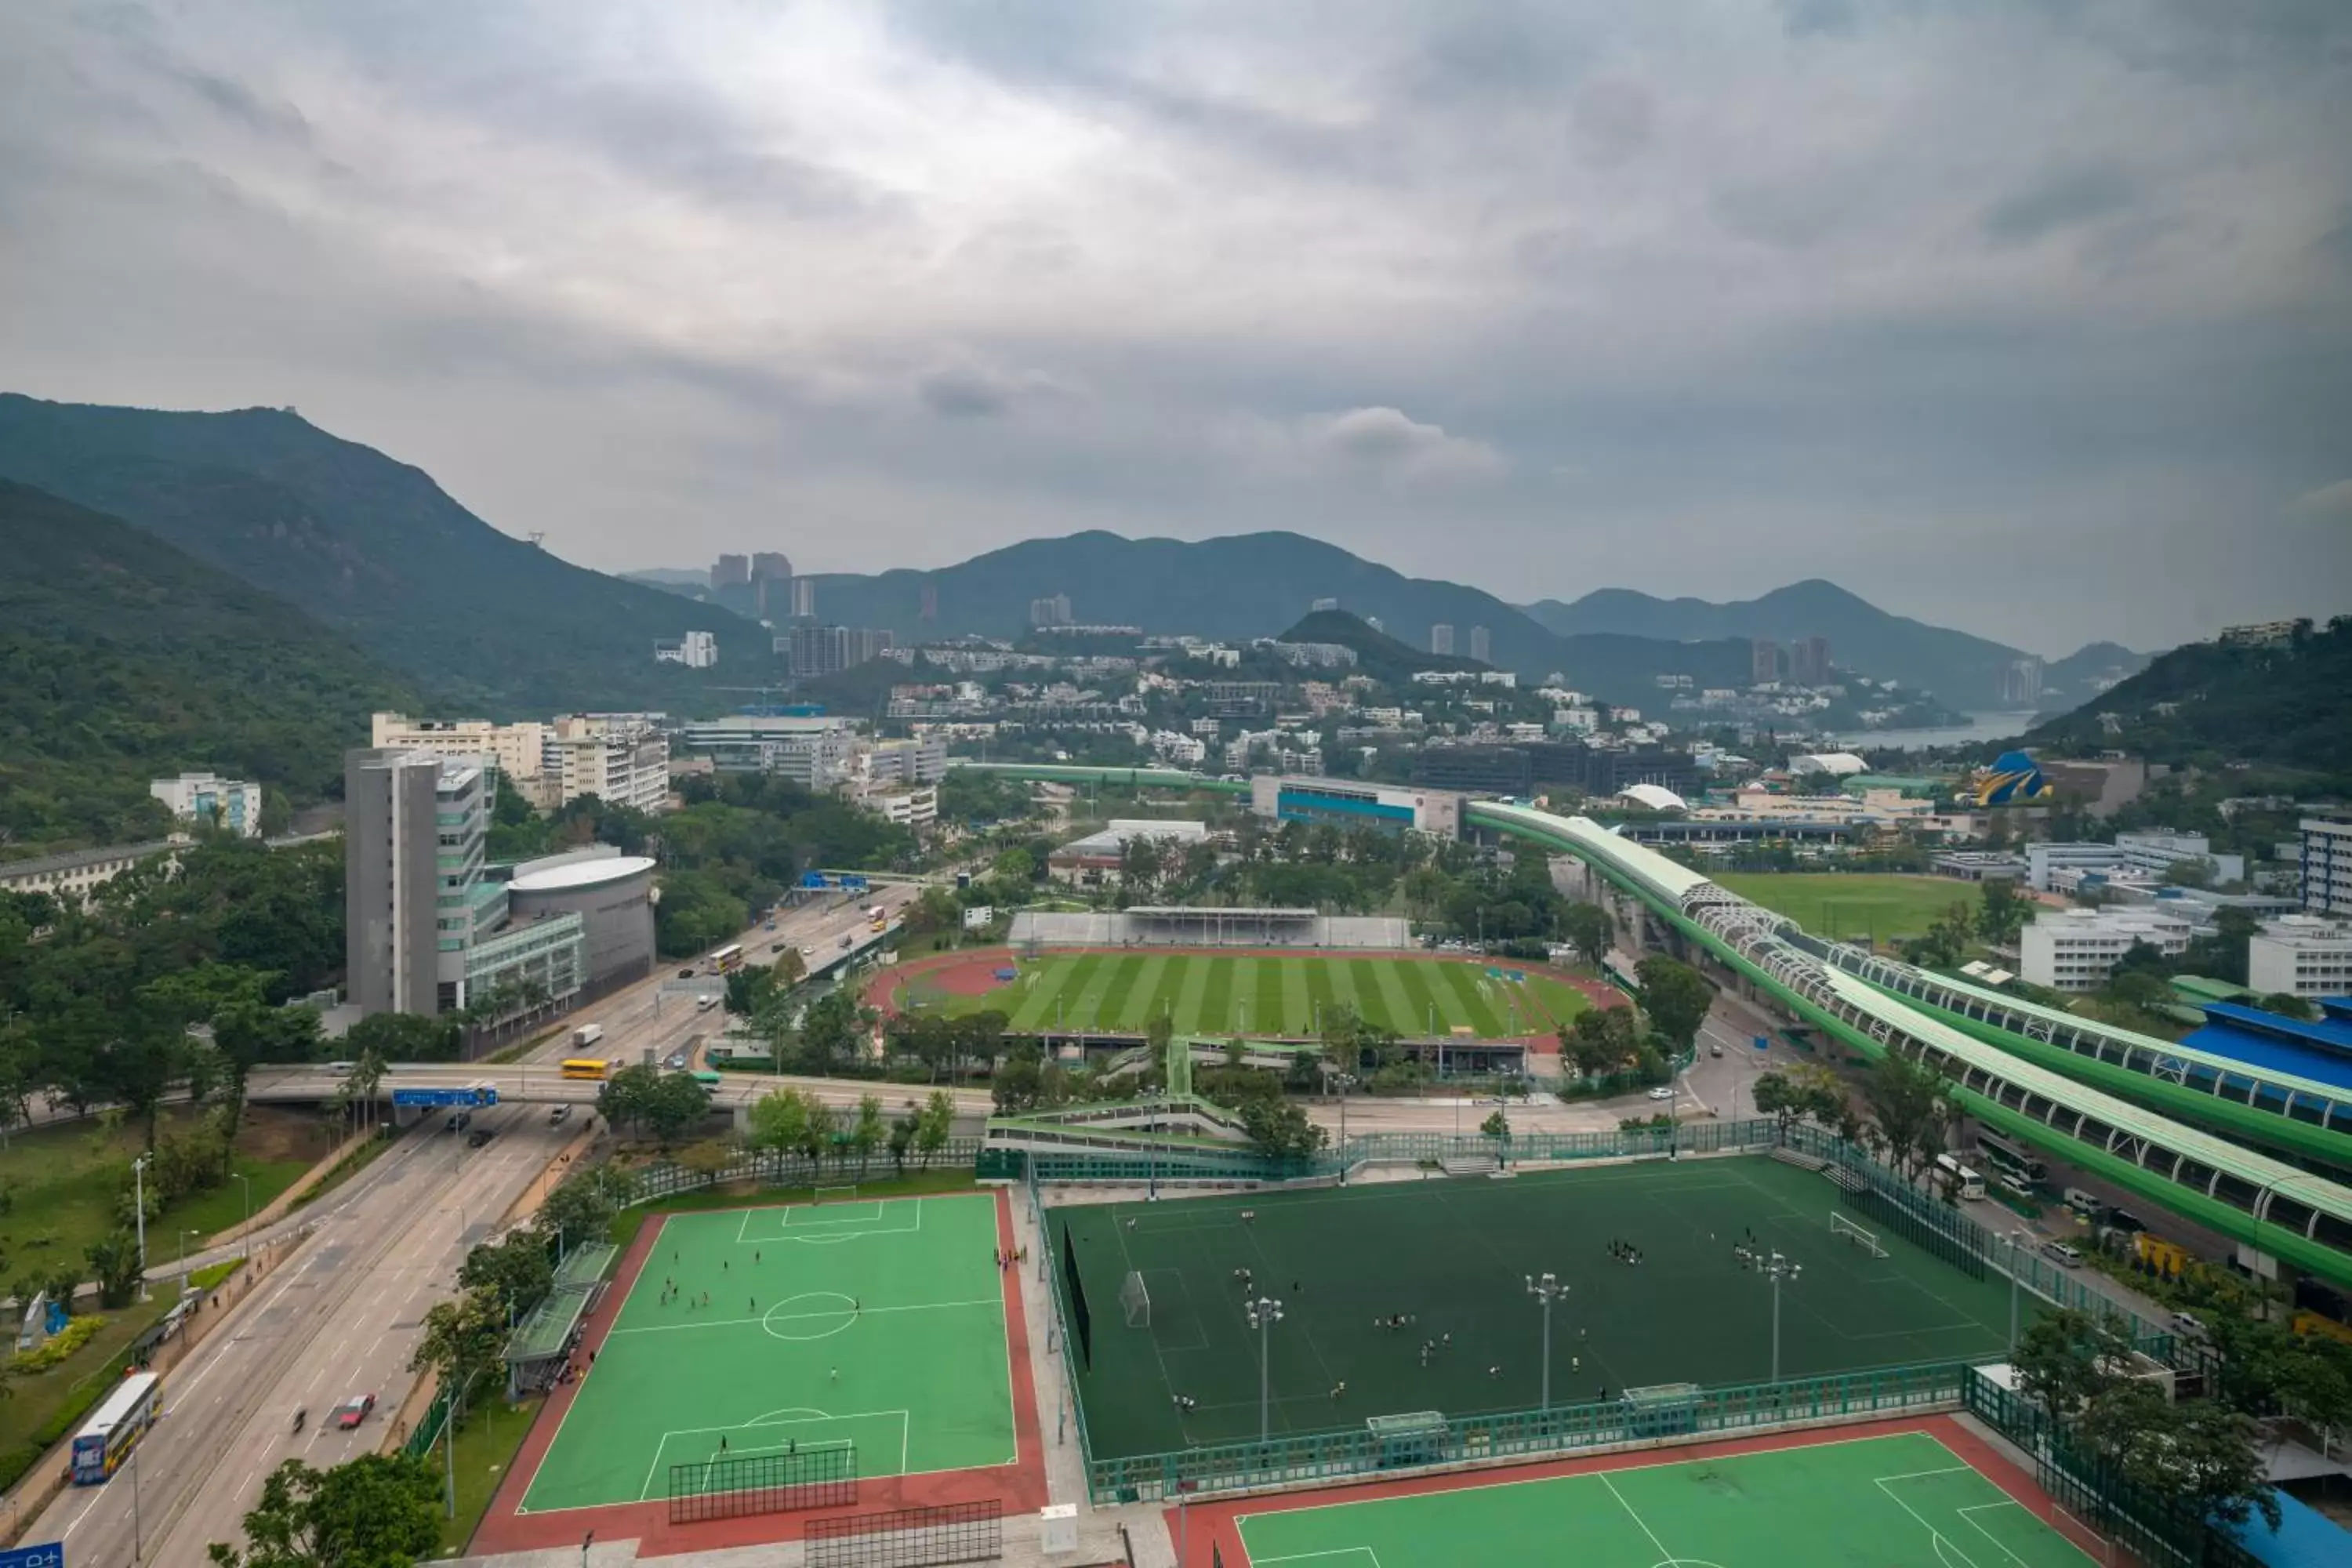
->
[1119,1269,1152,1328]
[815,1185,858,1206]
[1831,1212,1888,1258]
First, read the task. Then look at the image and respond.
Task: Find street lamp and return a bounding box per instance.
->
[132,1153,151,1301]
[1246,1296,1285,1441]
[2006,1229,2031,1355]
[234,1171,254,1261]
[1525,1272,1568,1411]
[177,1228,200,1299]
[1754,1249,1802,1383]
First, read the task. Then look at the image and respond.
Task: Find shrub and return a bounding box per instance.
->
[7,1313,104,1374]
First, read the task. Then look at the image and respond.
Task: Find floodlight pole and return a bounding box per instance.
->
[1761,1250,1802,1383]
[1246,1296,1284,1441]
[1526,1272,1566,1411]
[2007,1230,2029,1355]
[133,1153,151,1301]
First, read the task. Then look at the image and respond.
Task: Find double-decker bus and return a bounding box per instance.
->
[1933,1154,1987,1202]
[1974,1128,2048,1185]
[560,1058,608,1081]
[72,1370,163,1484]
[711,944,746,974]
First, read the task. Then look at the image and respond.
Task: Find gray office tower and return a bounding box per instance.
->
[345,748,445,1015]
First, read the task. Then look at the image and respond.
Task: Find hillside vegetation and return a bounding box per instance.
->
[2020,619,2351,773]
[0,479,416,856]
[0,394,768,716]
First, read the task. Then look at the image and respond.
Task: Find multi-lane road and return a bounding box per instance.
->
[24,885,919,1566]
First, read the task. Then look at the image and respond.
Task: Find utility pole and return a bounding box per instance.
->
[234,1171,253,1261]
[1246,1296,1285,1441]
[1526,1272,1567,1411]
[133,1153,150,1301]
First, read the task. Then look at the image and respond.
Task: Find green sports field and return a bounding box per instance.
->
[1231,1429,2100,1568]
[517,1193,1015,1515]
[907,953,1594,1039]
[1057,1156,2025,1462]
[1715,873,1973,942]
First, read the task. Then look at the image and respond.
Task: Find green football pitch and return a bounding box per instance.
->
[906,953,1594,1039]
[517,1192,1016,1515]
[1231,1429,2100,1568]
[1713,873,1972,942]
[1058,1156,2025,1462]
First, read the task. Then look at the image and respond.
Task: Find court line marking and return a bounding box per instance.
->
[1875,1472,1985,1568]
[605,1297,1002,1334]
[636,1409,911,1502]
[1247,1551,1382,1566]
[1599,1472,1674,1562]
[1959,1498,2096,1568]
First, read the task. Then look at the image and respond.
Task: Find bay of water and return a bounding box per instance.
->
[1823,710,2042,753]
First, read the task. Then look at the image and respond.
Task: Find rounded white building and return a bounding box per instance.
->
[506,855,658,987]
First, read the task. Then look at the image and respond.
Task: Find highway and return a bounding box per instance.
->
[25,885,917,1566]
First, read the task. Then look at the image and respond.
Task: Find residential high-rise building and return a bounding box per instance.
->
[549,714,671,815]
[1468,626,1491,664]
[789,576,818,619]
[1790,636,1831,684]
[654,630,718,667]
[1750,638,1780,685]
[710,553,756,616]
[2002,657,2043,706]
[711,554,750,586]
[750,552,794,619]
[2304,816,2352,918]
[782,624,896,677]
[1029,593,1073,628]
[149,772,263,837]
[347,749,585,1018]
[1430,623,1455,655]
[920,583,938,622]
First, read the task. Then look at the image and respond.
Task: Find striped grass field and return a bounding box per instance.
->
[916,953,1594,1040]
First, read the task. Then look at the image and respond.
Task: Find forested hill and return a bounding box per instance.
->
[1279,609,1485,683]
[2020,619,2352,773]
[0,394,768,716]
[0,479,416,856]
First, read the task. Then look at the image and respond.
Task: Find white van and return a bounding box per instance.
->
[2063,1188,2100,1216]
[695,994,717,1012]
[2042,1240,2084,1269]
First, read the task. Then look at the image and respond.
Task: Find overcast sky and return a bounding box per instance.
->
[4,2,2348,654]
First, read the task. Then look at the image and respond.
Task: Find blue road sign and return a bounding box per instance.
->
[391,1086,499,1108]
[0,1543,67,1568]
[1753,1036,1770,1051]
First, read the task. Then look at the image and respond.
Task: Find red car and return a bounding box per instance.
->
[330,1393,376,1430]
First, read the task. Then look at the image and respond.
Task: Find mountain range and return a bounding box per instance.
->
[0,478,419,855]
[0,394,768,717]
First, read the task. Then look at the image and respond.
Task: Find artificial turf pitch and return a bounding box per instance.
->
[517,1193,1017,1515]
[1058,1156,2024,1462]
[1229,1429,2098,1568]
[911,953,1593,1040]
[1712,872,1971,944]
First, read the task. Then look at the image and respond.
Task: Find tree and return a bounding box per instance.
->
[992,1049,1044,1112]
[456,1230,554,1319]
[86,1229,143,1308]
[206,1452,445,1568]
[1634,956,1714,1054]
[1976,879,2030,947]
[851,1093,885,1174]
[408,1287,507,1411]
[1480,1108,1511,1142]
[1562,1004,1639,1081]
[1863,1047,1955,1183]
[597,1062,663,1134]
[748,1086,814,1156]
[1237,1097,1327,1162]
[2012,1308,2137,1421]
[641,1073,713,1149]
[916,1089,954,1167]
[2257,992,2317,1022]
[770,946,807,990]
[1560,902,1613,966]
[341,1010,462,1063]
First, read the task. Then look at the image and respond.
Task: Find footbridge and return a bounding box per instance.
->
[945,765,2352,1289]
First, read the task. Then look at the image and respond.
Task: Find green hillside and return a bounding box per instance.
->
[2019,619,2351,773]
[0,394,771,716]
[0,479,416,856]
[1278,608,1485,682]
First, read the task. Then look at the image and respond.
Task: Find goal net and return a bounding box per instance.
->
[815,1185,858,1205]
[1831,1212,1887,1258]
[1119,1269,1152,1328]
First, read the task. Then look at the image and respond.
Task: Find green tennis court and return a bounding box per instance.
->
[912,953,1592,1039]
[1232,1429,2100,1567]
[517,1192,1017,1515]
[1058,1156,2025,1462]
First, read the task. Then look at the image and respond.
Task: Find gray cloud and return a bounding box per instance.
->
[1,0,2348,652]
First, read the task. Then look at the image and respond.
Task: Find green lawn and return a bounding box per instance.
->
[908,954,1592,1040]
[441,1393,547,1554]
[1715,873,1973,942]
[520,1192,1016,1515]
[0,1109,318,1283]
[1231,1429,2100,1568]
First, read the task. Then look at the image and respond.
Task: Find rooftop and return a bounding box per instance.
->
[509,855,658,893]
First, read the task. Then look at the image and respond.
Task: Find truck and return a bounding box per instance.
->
[572,1023,604,1049]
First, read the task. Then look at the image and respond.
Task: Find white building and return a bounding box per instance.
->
[858,735,949,787]
[372,713,553,804]
[2304,817,2352,919]
[2247,916,2352,1001]
[2019,907,2195,993]
[2026,833,2244,893]
[866,786,938,830]
[654,630,717,668]
[149,772,263,837]
[0,839,183,906]
[549,714,671,815]
[681,714,859,786]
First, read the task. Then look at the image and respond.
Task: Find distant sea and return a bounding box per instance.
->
[1824,710,2042,753]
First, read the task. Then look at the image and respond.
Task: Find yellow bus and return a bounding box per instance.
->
[560,1058,608,1081]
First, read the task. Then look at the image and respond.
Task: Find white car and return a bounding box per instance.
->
[1646,1086,1675,1102]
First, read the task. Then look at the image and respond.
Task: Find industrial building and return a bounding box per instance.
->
[2018,906,2194,993]
[149,772,262,837]
[1249,775,1459,838]
[503,850,657,989]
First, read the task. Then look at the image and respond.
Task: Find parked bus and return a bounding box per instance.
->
[72,1370,163,1484]
[1974,1129,2047,1184]
[1933,1154,1987,1202]
[560,1058,608,1081]
[711,944,745,974]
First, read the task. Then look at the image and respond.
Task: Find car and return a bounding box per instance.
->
[548,1105,572,1125]
[1708,1044,1723,1058]
[678,967,695,980]
[1646,1086,1675,1102]
[330,1393,376,1429]
[2042,1241,2084,1269]
[665,1053,688,1070]
[2171,1310,2206,1335]
[466,1127,494,1149]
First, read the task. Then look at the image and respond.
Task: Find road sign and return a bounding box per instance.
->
[1753,1036,1770,1051]
[0,1543,67,1568]
[390,1085,499,1108]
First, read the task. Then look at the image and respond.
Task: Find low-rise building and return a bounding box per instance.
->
[866,786,938,831]
[372,712,554,804]
[654,630,717,667]
[549,714,671,815]
[149,772,263,837]
[2246,916,2352,1001]
[2019,907,2194,993]
[0,838,183,906]
[1047,818,1210,884]
[1249,776,1460,838]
